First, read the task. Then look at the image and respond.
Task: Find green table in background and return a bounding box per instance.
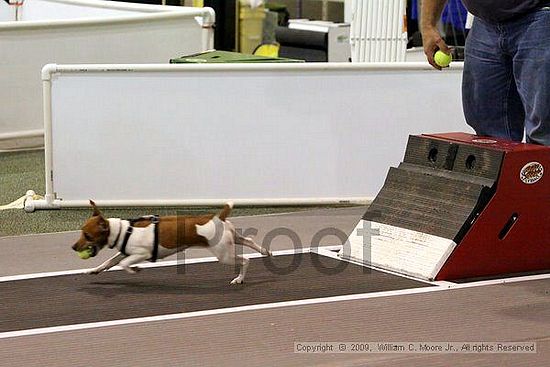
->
[170,50,303,64]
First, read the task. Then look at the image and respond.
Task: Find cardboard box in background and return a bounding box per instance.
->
[266,0,344,23]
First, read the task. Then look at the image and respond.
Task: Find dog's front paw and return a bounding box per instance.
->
[230,276,244,285]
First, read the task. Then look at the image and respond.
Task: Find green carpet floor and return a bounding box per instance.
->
[0,150,355,237]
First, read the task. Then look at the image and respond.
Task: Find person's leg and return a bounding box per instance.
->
[509,8,550,145]
[462,18,525,141]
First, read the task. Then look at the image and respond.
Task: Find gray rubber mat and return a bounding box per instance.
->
[0,254,431,332]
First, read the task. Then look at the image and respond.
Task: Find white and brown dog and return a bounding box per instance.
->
[72,201,271,284]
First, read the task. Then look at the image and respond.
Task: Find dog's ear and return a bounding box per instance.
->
[98,216,109,233]
[90,200,102,217]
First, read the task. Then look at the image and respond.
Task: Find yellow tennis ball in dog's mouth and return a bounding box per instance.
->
[77,248,93,260]
[434,50,452,68]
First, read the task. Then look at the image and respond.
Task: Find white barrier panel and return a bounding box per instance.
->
[0,1,14,21]
[30,62,469,210]
[0,0,214,146]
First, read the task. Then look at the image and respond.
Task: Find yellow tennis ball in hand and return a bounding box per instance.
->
[434,50,452,68]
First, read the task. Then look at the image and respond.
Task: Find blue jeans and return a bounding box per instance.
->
[462,7,550,145]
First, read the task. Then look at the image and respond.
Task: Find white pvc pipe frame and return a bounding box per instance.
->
[0,0,216,26]
[24,61,465,211]
[0,0,215,142]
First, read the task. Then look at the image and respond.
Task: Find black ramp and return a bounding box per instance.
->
[0,254,430,333]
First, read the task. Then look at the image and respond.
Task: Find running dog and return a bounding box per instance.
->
[72,201,271,284]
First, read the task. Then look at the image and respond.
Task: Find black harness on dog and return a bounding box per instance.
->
[109,215,160,262]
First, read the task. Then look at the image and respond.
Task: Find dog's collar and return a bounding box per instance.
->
[108,220,123,249]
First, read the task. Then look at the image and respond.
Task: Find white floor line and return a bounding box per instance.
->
[310,245,343,253]
[0,285,452,340]
[0,247,317,283]
[445,272,550,289]
[0,257,212,283]
[431,280,457,288]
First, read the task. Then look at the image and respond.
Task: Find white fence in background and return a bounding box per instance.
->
[26,62,469,210]
[350,0,408,62]
[0,0,214,148]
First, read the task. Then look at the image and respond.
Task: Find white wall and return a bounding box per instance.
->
[42,63,469,206]
[0,0,213,145]
[0,1,14,21]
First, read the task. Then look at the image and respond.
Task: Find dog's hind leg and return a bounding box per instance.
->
[229,256,249,285]
[234,232,272,256]
[207,242,249,284]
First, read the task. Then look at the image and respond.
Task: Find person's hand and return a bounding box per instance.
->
[422,27,452,70]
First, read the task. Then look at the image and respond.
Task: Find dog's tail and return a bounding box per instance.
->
[217,201,233,221]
